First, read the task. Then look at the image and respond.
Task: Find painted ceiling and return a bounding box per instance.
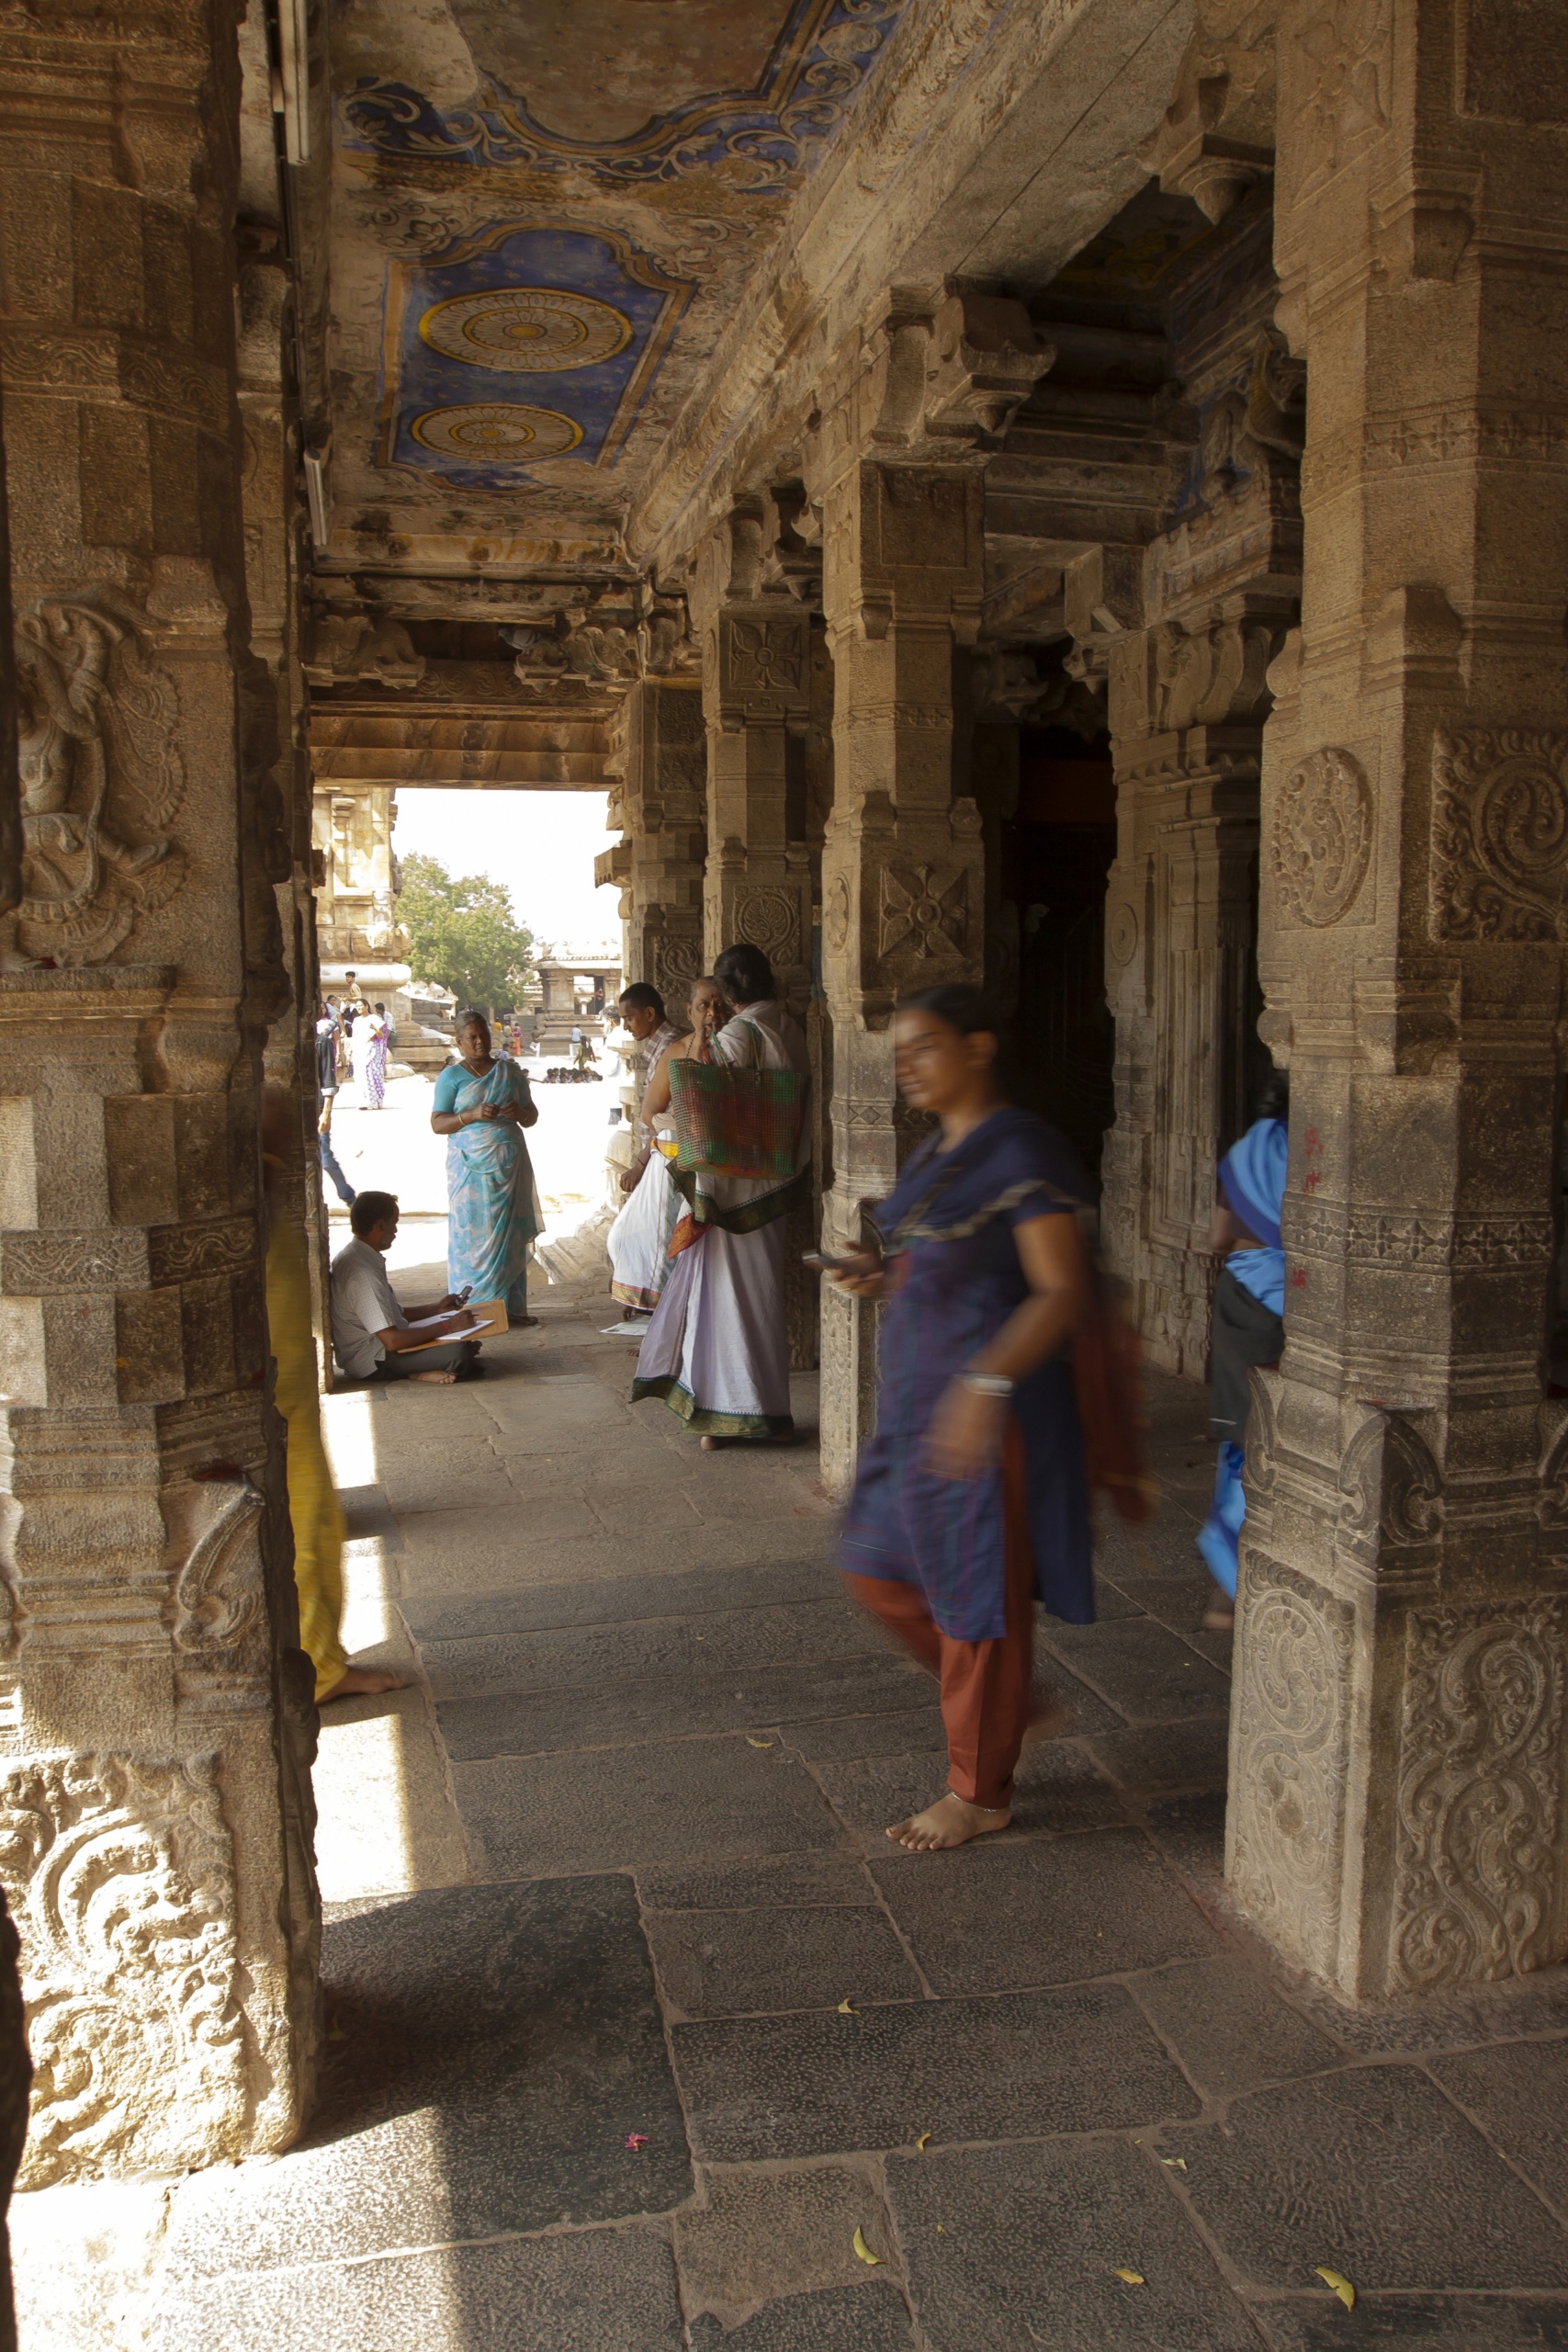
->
[326,0,911,577]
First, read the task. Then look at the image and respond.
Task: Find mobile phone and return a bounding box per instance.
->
[457,1284,473,1303]
[802,1250,861,1273]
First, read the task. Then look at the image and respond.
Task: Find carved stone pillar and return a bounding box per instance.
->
[1228,0,1568,2002]
[0,0,317,2178]
[694,502,814,1007]
[815,459,987,1490]
[609,679,705,1008]
[1098,603,1283,1372]
[806,287,1051,1492]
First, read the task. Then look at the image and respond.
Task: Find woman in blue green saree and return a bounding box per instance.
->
[430,1009,542,1326]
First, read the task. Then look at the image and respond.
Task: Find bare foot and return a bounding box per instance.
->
[886,1793,1010,1851]
[700,1433,726,1452]
[769,1429,795,1446]
[319,1666,407,1702]
[411,1369,458,1384]
[509,1314,540,1329]
[1202,1601,1235,1632]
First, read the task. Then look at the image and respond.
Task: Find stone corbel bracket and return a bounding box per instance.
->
[868,285,1055,462]
[302,605,423,692]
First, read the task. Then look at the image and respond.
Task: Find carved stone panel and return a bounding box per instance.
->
[8,593,187,967]
[1429,727,1568,942]
[2,1751,250,2188]
[1228,1555,1355,1981]
[1270,746,1372,926]
[877,861,969,976]
[1392,1600,1568,1990]
[732,886,799,967]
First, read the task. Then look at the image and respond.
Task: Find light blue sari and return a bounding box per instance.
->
[434,1057,541,1315]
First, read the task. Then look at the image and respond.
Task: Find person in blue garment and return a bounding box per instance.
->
[1195,1071,1289,1631]
[829,986,1094,1853]
[430,1007,542,1329]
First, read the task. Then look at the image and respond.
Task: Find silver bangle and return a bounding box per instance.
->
[962,1372,1014,1398]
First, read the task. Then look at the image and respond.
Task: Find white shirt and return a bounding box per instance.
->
[330,1237,407,1377]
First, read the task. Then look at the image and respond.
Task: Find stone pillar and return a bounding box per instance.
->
[1228,0,1568,2001]
[1095,600,1284,1372]
[694,501,812,1007]
[236,244,330,1358]
[609,679,705,1008]
[815,457,987,1491]
[807,287,1050,1493]
[0,0,318,2180]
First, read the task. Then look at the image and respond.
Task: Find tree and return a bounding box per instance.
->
[396,852,535,1014]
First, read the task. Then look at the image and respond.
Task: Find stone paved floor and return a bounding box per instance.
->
[17,1269,1568,2350]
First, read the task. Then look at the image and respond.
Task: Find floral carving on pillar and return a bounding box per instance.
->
[9,593,186,965]
[1429,727,1568,942]
[1270,745,1372,925]
[732,886,798,965]
[1337,1408,1444,1562]
[1229,1557,1354,1979]
[1392,1600,1568,1990]
[2,1752,249,2188]
[877,862,968,972]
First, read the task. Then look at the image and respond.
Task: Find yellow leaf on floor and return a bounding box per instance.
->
[1315,2267,1356,2311]
[1161,2156,1187,2171]
[745,1736,773,1748]
[853,2227,883,2267]
[1114,2269,1145,2286]
[916,2132,931,2151]
[837,1998,858,2014]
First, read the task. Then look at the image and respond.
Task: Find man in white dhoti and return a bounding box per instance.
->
[632,944,810,1448]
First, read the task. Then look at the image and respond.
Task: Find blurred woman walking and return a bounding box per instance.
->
[832,987,1095,1852]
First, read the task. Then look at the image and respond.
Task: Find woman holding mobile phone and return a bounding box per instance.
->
[831,986,1096,1852]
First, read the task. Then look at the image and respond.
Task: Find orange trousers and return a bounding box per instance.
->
[842,1427,1035,1811]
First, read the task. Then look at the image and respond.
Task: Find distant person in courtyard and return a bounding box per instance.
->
[432,1007,542,1329]
[331,1190,484,1385]
[1193,1071,1289,1633]
[351,1001,388,1110]
[571,1021,597,1071]
[831,987,1096,1852]
[633,944,809,1447]
[315,1000,355,1206]
[606,978,710,1324]
[262,1088,402,1701]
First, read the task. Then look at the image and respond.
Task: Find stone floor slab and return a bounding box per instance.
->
[155,1880,689,2274]
[399,1557,839,1643]
[870,1825,1217,1994]
[453,1733,846,1875]
[145,2222,686,2352]
[636,1850,878,1912]
[1040,1616,1234,1723]
[887,2136,1257,2351]
[1430,2040,1568,2220]
[784,1703,948,1760]
[646,1899,923,2017]
[1168,2065,1568,2289]
[1129,1954,1346,2097]
[420,1595,883,1699]
[672,1981,1201,2161]
[1084,1714,1233,1795]
[687,2283,917,2349]
[437,1652,925,1759]
[671,2161,899,2319]
[398,1517,836,1597]
[1252,2293,1568,2348]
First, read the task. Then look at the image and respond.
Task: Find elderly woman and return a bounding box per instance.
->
[832,985,1094,1853]
[431,1007,541,1329]
[607,977,721,1322]
[632,945,810,1446]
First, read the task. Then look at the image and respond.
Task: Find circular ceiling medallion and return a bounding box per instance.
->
[419,288,632,373]
[410,404,582,462]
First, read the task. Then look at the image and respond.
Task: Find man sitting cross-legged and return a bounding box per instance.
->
[331,1191,484,1385]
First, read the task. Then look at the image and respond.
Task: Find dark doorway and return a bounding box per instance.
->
[1008,725,1117,1182]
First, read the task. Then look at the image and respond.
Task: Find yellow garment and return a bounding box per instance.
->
[265,1212,347,1700]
